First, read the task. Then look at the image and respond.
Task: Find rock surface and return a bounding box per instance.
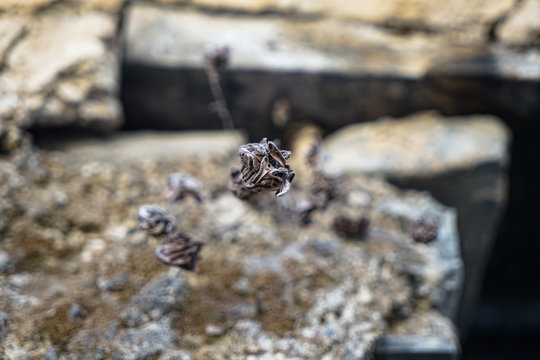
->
[178,0,515,32]
[0,10,121,131]
[323,111,509,329]
[121,2,540,142]
[0,131,462,359]
[323,111,509,177]
[497,0,540,47]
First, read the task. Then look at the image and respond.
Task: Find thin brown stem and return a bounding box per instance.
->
[204,60,234,130]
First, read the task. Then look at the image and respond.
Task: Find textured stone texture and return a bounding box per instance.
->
[0,0,125,13]
[121,3,540,143]
[42,130,245,164]
[0,132,461,359]
[323,112,509,177]
[124,4,469,78]
[323,112,510,329]
[189,0,514,32]
[498,0,540,47]
[121,3,445,138]
[0,11,121,131]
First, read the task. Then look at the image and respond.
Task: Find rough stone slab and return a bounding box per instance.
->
[121,2,461,139]
[0,11,122,130]
[124,3,450,77]
[187,0,514,31]
[42,130,246,163]
[122,3,539,142]
[1,132,462,359]
[0,0,124,13]
[323,111,510,330]
[322,112,509,177]
[497,0,540,47]
[297,0,514,29]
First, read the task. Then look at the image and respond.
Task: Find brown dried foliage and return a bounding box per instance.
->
[229,138,295,199]
[155,232,204,271]
[410,215,438,243]
[138,204,176,237]
[138,204,203,271]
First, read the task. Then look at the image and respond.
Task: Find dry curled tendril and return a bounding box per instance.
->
[229,138,295,199]
[138,204,203,271]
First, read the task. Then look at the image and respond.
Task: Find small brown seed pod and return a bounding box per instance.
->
[154,232,204,271]
[410,215,438,243]
[230,138,295,199]
[333,215,370,240]
[138,204,176,237]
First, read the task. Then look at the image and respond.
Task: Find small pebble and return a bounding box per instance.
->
[43,346,60,360]
[97,273,128,292]
[0,251,11,273]
[0,311,9,332]
[234,319,261,337]
[205,323,224,336]
[69,303,85,320]
[232,277,252,295]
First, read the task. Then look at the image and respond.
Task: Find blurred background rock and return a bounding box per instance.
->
[0,0,539,359]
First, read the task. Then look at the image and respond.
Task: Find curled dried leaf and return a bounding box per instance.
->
[229,167,256,201]
[230,138,295,199]
[138,204,176,236]
[155,232,204,271]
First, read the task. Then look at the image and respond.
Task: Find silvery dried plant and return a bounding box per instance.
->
[204,45,234,130]
[166,172,203,202]
[229,138,295,199]
[138,204,176,236]
[138,204,203,271]
[155,232,203,271]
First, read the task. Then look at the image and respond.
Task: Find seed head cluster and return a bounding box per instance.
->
[229,138,295,200]
[138,204,203,271]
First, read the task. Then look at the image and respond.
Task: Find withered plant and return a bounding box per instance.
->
[229,137,295,199]
[138,204,203,271]
[204,46,234,130]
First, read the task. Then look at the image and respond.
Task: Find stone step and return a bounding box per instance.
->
[121,2,540,141]
[322,111,510,332]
